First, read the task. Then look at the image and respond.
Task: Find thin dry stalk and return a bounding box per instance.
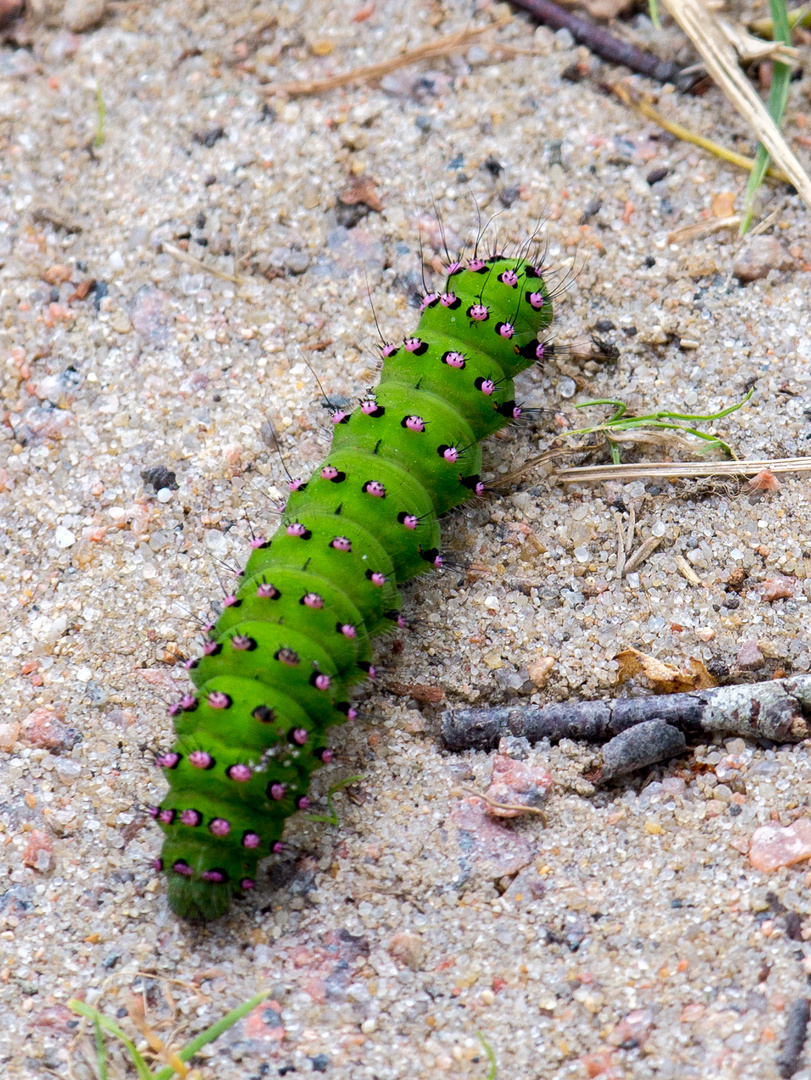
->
[261,22,505,97]
[662,0,811,211]
[611,83,790,184]
[555,455,811,483]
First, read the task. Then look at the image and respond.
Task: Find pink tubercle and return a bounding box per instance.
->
[223,594,238,607]
[347,707,358,721]
[469,303,489,321]
[303,591,323,608]
[209,817,231,837]
[332,536,352,552]
[404,337,423,353]
[231,634,255,650]
[535,344,545,360]
[340,623,356,638]
[366,665,377,680]
[189,750,213,769]
[364,481,385,498]
[202,869,226,883]
[479,379,495,396]
[250,536,266,548]
[446,260,463,274]
[292,728,308,745]
[243,832,261,849]
[172,860,193,876]
[361,399,379,415]
[320,749,334,764]
[528,292,545,309]
[370,572,386,587]
[180,808,201,826]
[444,351,465,369]
[286,521,307,537]
[313,673,331,692]
[497,322,515,339]
[288,478,306,491]
[321,465,339,481]
[270,783,286,800]
[331,410,348,425]
[276,648,299,667]
[203,640,219,656]
[443,447,459,463]
[512,406,522,420]
[419,292,438,312]
[180,693,197,709]
[404,415,425,432]
[241,878,255,891]
[402,514,419,530]
[156,752,180,769]
[440,292,457,307]
[208,691,231,710]
[159,809,175,824]
[296,796,311,810]
[397,615,407,629]
[433,554,443,568]
[467,258,486,271]
[381,342,397,357]
[228,764,252,782]
[272,841,285,854]
[257,582,279,599]
[153,857,163,871]
[499,270,518,287]
[147,805,160,819]
[475,481,485,496]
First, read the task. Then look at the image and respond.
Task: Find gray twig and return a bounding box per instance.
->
[442,676,811,758]
[776,998,810,1079]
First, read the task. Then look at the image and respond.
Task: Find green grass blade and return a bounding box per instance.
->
[68,1000,153,1080]
[95,82,106,150]
[741,0,793,234]
[476,1031,498,1079]
[152,989,270,1080]
[304,775,364,825]
[92,1017,109,1080]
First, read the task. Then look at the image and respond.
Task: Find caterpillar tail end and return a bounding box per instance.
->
[167,872,234,922]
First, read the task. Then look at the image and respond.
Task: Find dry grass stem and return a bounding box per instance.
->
[611,83,791,183]
[260,22,506,97]
[667,215,741,243]
[161,242,243,285]
[555,456,811,483]
[719,19,799,63]
[661,0,811,210]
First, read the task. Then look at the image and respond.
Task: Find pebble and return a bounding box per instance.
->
[527,656,556,688]
[22,706,80,751]
[733,235,793,282]
[737,640,765,670]
[54,524,76,549]
[483,754,552,818]
[387,932,425,971]
[748,819,811,873]
[63,0,106,32]
[0,721,20,751]
[130,285,171,347]
[451,796,535,878]
[22,830,54,873]
[607,1007,654,1047]
[762,577,795,603]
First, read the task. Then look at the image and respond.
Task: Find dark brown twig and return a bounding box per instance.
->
[776,998,810,1079]
[508,0,697,89]
[442,675,811,753]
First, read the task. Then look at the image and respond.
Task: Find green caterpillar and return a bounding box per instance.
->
[151,252,554,920]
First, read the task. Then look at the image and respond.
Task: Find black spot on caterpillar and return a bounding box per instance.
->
[151,249,555,920]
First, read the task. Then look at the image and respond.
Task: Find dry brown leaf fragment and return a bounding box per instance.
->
[615,647,718,693]
[337,177,384,212]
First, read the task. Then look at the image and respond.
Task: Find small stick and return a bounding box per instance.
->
[260,22,504,97]
[442,675,811,752]
[508,0,695,88]
[776,998,810,1079]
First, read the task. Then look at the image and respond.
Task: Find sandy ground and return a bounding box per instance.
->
[2,0,811,1077]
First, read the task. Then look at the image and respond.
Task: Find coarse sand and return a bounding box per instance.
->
[1,1,811,1077]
